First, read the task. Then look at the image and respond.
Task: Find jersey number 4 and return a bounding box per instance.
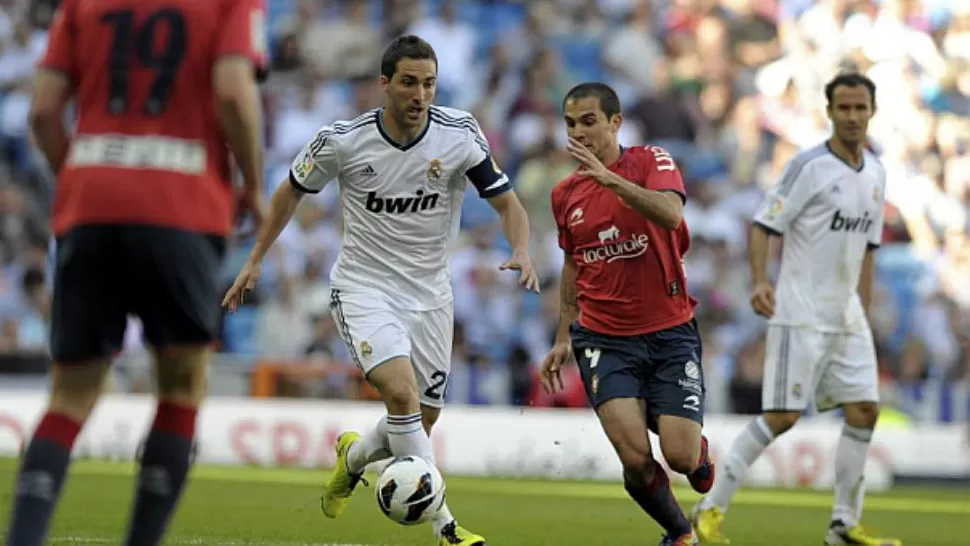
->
[101,9,187,116]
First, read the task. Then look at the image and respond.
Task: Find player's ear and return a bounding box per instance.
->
[610,113,623,133]
[379,74,389,92]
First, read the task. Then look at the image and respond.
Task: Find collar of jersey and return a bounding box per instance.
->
[376,107,432,151]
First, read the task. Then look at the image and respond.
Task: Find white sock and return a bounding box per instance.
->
[385,413,432,458]
[346,416,392,474]
[701,416,775,512]
[426,441,456,537]
[384,413,456,536]
[832,425,872,527]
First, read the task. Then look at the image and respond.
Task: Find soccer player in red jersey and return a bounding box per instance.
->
[541,83,714,546]
[4,1,268,545]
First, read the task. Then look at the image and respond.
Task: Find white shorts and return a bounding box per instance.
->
[329,289,453,408]
[762,325,879,412]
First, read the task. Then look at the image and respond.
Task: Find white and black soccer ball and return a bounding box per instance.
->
[375,456,446,525]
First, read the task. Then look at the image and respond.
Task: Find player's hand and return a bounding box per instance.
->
[566,137,610,181]
[500,251,541,293]
[222,259,262,313]
[751,281,776,318]
[540,341,574,394]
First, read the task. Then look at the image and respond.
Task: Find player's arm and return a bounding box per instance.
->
[463,122,526,255]
[859,179,886,314]
[555,253,580,344]
[30,0,76,174]
[463,115,538,290]
[487,191,530,261]
[29,70,72,174]
[248,130,339,265]
[570,142,684,230]
[215,0,270,197]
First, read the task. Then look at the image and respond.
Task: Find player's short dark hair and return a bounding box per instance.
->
[562,82,622,119]
[380,35,438,79]
[824,72,876,108]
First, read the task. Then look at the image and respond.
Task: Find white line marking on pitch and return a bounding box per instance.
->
[54,538,378,546]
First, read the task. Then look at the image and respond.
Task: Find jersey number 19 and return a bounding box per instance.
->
[101,9,187,116]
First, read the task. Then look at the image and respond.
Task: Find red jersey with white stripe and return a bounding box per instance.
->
[41,0,268,237]
[551,145,696,336]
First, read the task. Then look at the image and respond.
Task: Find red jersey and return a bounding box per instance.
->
[551,145,696,336]
[41,0,268,237]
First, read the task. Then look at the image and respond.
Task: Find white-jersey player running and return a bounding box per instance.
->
[692,73,902,546]
[223,35,539,546]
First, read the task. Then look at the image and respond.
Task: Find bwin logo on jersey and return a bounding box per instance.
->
[829,210,874,233]
[365,190,440,214]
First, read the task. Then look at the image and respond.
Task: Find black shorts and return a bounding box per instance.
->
[50,225,226,362]
[571,319,705,426]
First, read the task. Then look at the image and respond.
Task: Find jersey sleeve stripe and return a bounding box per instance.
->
[330,290,363,369]
[305,113,378,157]
[428,110,490,155]
[289,171,319,194]
[773,326,791,409]
[777,145,828,197]
[753,221,782,236]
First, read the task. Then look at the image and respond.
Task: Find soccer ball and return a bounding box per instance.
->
[375,456,446,525]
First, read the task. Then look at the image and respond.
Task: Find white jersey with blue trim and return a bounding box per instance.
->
[752,142,887,332]
[288,105,511,310]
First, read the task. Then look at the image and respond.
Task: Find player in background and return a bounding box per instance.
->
[222,35,538,546]
[692,73,901,546]
[540,82,714,546]
[3,1,268,545]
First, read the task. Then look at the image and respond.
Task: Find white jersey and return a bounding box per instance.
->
[288,106,511,310]
[753,142,886,332]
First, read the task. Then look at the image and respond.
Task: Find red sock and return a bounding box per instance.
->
[33,412,83,450]
[152,402,198,439]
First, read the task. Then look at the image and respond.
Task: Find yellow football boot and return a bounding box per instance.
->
[438,521,486,546]
[825,520,902,546]
[320,432,366,518]
[691,504,730,544]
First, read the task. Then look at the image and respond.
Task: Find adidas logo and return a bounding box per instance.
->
[831,185,841,193]
[360,164,377,177]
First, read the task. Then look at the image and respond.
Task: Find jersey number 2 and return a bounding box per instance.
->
[101,9,187,116]
[424,371,448,401]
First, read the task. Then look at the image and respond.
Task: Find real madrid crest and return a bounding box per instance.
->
[360,341,373,357]
[427,159,443,183]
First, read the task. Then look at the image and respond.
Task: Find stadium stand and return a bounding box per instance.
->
[0,0,967,422]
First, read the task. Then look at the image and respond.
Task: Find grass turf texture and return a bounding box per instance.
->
[0,458,965,545]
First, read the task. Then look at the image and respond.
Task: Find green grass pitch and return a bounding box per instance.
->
[0,458,966,545]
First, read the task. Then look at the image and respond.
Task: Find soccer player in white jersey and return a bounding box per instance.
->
[223,35,537,546]
[692,73,902,546]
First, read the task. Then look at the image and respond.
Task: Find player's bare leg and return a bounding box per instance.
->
[656,415,714,493]
[826,401,900,546]
[122,345,209,546]
[693,410,796,543]
[598,398,696,545]
[326,358,484,545]
[5,360,110,546]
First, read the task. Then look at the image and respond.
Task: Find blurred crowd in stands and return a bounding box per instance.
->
[0,0,967,421]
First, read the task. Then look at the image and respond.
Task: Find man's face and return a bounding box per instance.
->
[827,85,874,147]
[563,97,621,161]
[381,58,437,131]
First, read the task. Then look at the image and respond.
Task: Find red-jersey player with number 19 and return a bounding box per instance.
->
[541,83,713,546]
[5,1,268,545]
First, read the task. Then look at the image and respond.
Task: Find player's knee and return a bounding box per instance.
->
[49,361,111,422]
[153,346,210,407]
[843,401,879,429]
[660,442,700,475]
[762,411,801,435]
